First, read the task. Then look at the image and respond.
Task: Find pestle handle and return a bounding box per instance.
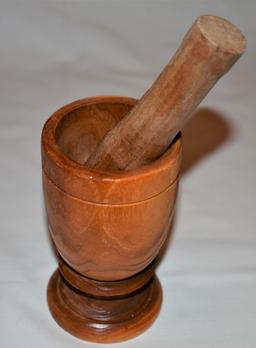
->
[86,15,246,171]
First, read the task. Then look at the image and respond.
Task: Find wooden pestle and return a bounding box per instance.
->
[86,15,246,171]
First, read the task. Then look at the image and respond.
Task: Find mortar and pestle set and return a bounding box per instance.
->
[41,15,246,343]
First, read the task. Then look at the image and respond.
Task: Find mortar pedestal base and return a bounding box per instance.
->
[47,258,162,343]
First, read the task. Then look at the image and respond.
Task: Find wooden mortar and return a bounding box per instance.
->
[42,96,182,343]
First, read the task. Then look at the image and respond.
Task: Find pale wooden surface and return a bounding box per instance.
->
[86,15,246,171]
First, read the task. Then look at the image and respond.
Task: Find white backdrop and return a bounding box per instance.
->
[0,1,255,347]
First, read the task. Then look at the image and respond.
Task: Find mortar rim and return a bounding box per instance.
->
[42,95,182,184]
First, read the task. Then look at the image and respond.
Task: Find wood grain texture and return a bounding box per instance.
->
[48,268,162,343]
[42,96,181,342]
[42,96,181,281]
[85,15,246,171]
[58,255,156,297]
